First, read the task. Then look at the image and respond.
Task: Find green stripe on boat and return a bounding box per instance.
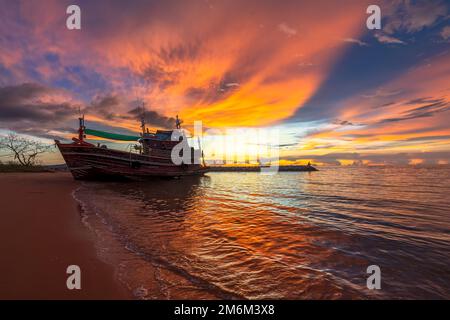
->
[84,128,140,141]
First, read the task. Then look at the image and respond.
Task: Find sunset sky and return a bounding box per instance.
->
[0,0,449,165]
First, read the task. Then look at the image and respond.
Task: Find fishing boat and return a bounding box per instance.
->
[55,112,208,180]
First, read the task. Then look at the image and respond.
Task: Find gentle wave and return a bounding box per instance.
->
[73,166,450,299]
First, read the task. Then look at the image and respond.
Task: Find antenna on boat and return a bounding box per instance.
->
[140,102,146,134]
[197,136,206,166]
[175,115,181,129]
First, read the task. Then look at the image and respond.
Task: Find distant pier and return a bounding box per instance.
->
[208,165,318,172]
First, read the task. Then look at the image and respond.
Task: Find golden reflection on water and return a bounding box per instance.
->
[77,166,450,299]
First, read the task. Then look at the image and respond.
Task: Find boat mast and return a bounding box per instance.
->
[78,115,85,142]
[140,102,146,134]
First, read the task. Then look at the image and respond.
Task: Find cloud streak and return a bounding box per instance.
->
[374,33,406,45]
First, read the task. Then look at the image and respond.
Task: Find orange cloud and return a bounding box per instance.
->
[0,0,377,130]
[68,0,372,127]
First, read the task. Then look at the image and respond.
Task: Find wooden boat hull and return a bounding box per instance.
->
[56,141,208,180]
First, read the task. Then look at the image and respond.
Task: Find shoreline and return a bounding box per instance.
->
[0,172,132,299]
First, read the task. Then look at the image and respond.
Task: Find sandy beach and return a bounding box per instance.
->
[0,172,131,299]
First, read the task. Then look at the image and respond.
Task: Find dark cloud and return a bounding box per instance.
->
[82,94,177,129]
[406,100,448,115]
[401,135,450,142]
[91,95,121,111]
[405,97,443,105]
[0,82,51,105]
[157,41,202,65]
[141,41,203,90]
[142,64,180,90]
[383,0,448,34]
[0,82,75,124]
[128,107,176,129]
[332,119,356,126]
[379,98,450,123]
[372,101,397,109]
[0,83,177,141]
[84,94,122,120]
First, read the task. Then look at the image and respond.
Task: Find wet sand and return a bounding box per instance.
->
[0,172,131,299]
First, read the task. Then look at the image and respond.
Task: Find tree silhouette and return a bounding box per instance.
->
[0,133,52,166]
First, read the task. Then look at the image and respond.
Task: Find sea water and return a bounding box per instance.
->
[73,166,450,299]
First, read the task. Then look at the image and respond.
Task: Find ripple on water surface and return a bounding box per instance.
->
[74,166,450,299]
